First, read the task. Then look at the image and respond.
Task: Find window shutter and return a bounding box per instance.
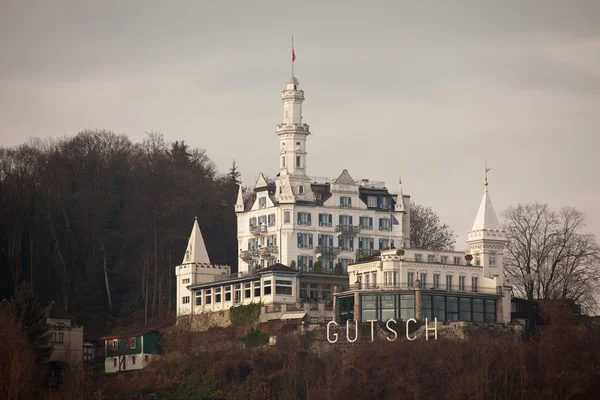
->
[297,233,302,248]
[369,217,373,230]
[307,213,312,226]
[359,217,363,229]
[370,238,374,250]
[378,218,383,231]
[297,212,302,225]
[349,197,352,208]
[359,237,363,249]
[329,258,334,270]
[268,214,271,225]
[298,255,302,270]
[273,235,277,246]
[266,237,270,246]
[328,214,333,227]
[272,214,276,224]
[378,196,382,208]
[318,214,323,226]
[349,216,353,226]
[309,234,313,249]
[340,197,344,207]
[379,239,383,250]
[350,237,354,252]
[309,256,313,268]
[318,234,322,247]
[338,236,343,250]
[329,235,334,247]
[248,239,251,249]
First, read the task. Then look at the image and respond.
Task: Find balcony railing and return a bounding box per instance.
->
[239,249,259,261]
[335,224,361,235]
[249,225,267,236]
[400,257,477,267]
[259,245,278,257]
[211,270,259,283]
[298,265,348,275]
[350,281,499,295]
[356,249,377,258]
[316,246,341,257]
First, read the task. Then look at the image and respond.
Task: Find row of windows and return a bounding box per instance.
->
[361,294,416,322]
[421,295,497,322]
[247,211,400,229]
[247,235,278,250]
[297,256,353,273]
[187,279,294,306]
[357,272,480,292]
[108,337,137,351]
[249,213,277,226]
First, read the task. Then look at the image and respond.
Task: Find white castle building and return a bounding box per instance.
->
[175,66,512,325]
[335,176,512,324]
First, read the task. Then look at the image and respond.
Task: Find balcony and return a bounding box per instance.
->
[335,224,361,236]
[239,249,259,261]
[356,249,377,258]
[249,225,267,236]
[259,245,278,258]
[315,246,341,258]
[351,281,499,294]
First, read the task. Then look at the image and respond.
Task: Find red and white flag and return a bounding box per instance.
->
[292,47,296,62]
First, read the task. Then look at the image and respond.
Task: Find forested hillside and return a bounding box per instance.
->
[0,130,242,328]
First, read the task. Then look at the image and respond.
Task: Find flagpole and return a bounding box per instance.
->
[291,35,294,78]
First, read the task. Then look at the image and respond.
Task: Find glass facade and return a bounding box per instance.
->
[359,294,415,322]
[421,294,496,322]
[337,296,355,324]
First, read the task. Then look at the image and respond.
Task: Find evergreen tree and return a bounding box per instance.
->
[7,282,52,363]
[227,159,242,202]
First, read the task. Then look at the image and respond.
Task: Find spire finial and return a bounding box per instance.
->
[194,215,198,220]
[484,160,491,189]
[399,173,402,184]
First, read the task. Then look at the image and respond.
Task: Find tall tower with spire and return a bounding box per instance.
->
[466,166,507,282]
[275,45,314,202]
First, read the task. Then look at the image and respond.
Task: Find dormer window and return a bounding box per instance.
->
[259,197,266,209]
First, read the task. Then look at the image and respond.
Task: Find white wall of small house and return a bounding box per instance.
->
[176,263,230,316]
[189,273,298,314]
[104,353,157,374]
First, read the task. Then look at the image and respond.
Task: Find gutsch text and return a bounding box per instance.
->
[327,318,438,343]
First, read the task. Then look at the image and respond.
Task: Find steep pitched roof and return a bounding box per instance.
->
[335,169,355,185]
[471,186,501,231]
[182,218,211,264]
[44,301,72,319]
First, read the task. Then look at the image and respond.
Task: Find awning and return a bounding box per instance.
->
[280,312,306,320]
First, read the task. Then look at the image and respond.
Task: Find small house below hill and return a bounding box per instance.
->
[101,330,161,374]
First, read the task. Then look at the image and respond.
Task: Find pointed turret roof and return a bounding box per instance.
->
[471,183,501,231]
[396,175,405,212]
[235,184,244,212]
[182,218,211,264]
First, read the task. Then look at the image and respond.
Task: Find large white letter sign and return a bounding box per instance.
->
[368,320,378,342]
[327,321,338,343]
[347,319,358,343]
[406,318,417,341]
[425,318,438,340]
[386,319,398,342]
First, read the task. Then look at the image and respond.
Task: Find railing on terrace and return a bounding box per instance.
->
[298,266,348,275]
[259,245,278,256]
[316,246,341,256]
[239,249,259,260]
[351,282,500,295]
[211,270,259,283]
[398,257,479,267]
[356,249,377,257]
[249,225,267,235]
[335,224,361,235]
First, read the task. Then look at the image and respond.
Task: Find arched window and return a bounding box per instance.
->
[279,186,282,194]
[298,185,304,194]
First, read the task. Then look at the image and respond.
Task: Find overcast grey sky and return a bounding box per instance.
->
[1,0,599,246]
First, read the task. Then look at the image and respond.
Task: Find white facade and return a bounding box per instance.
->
[186,266,299,315]
[175,217,230,316]
[44,302,83,368]
[235,74,411,274]
[346,180,511,323]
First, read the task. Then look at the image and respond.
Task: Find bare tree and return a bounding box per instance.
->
[409,201,457,250]
[503,203,600,312]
